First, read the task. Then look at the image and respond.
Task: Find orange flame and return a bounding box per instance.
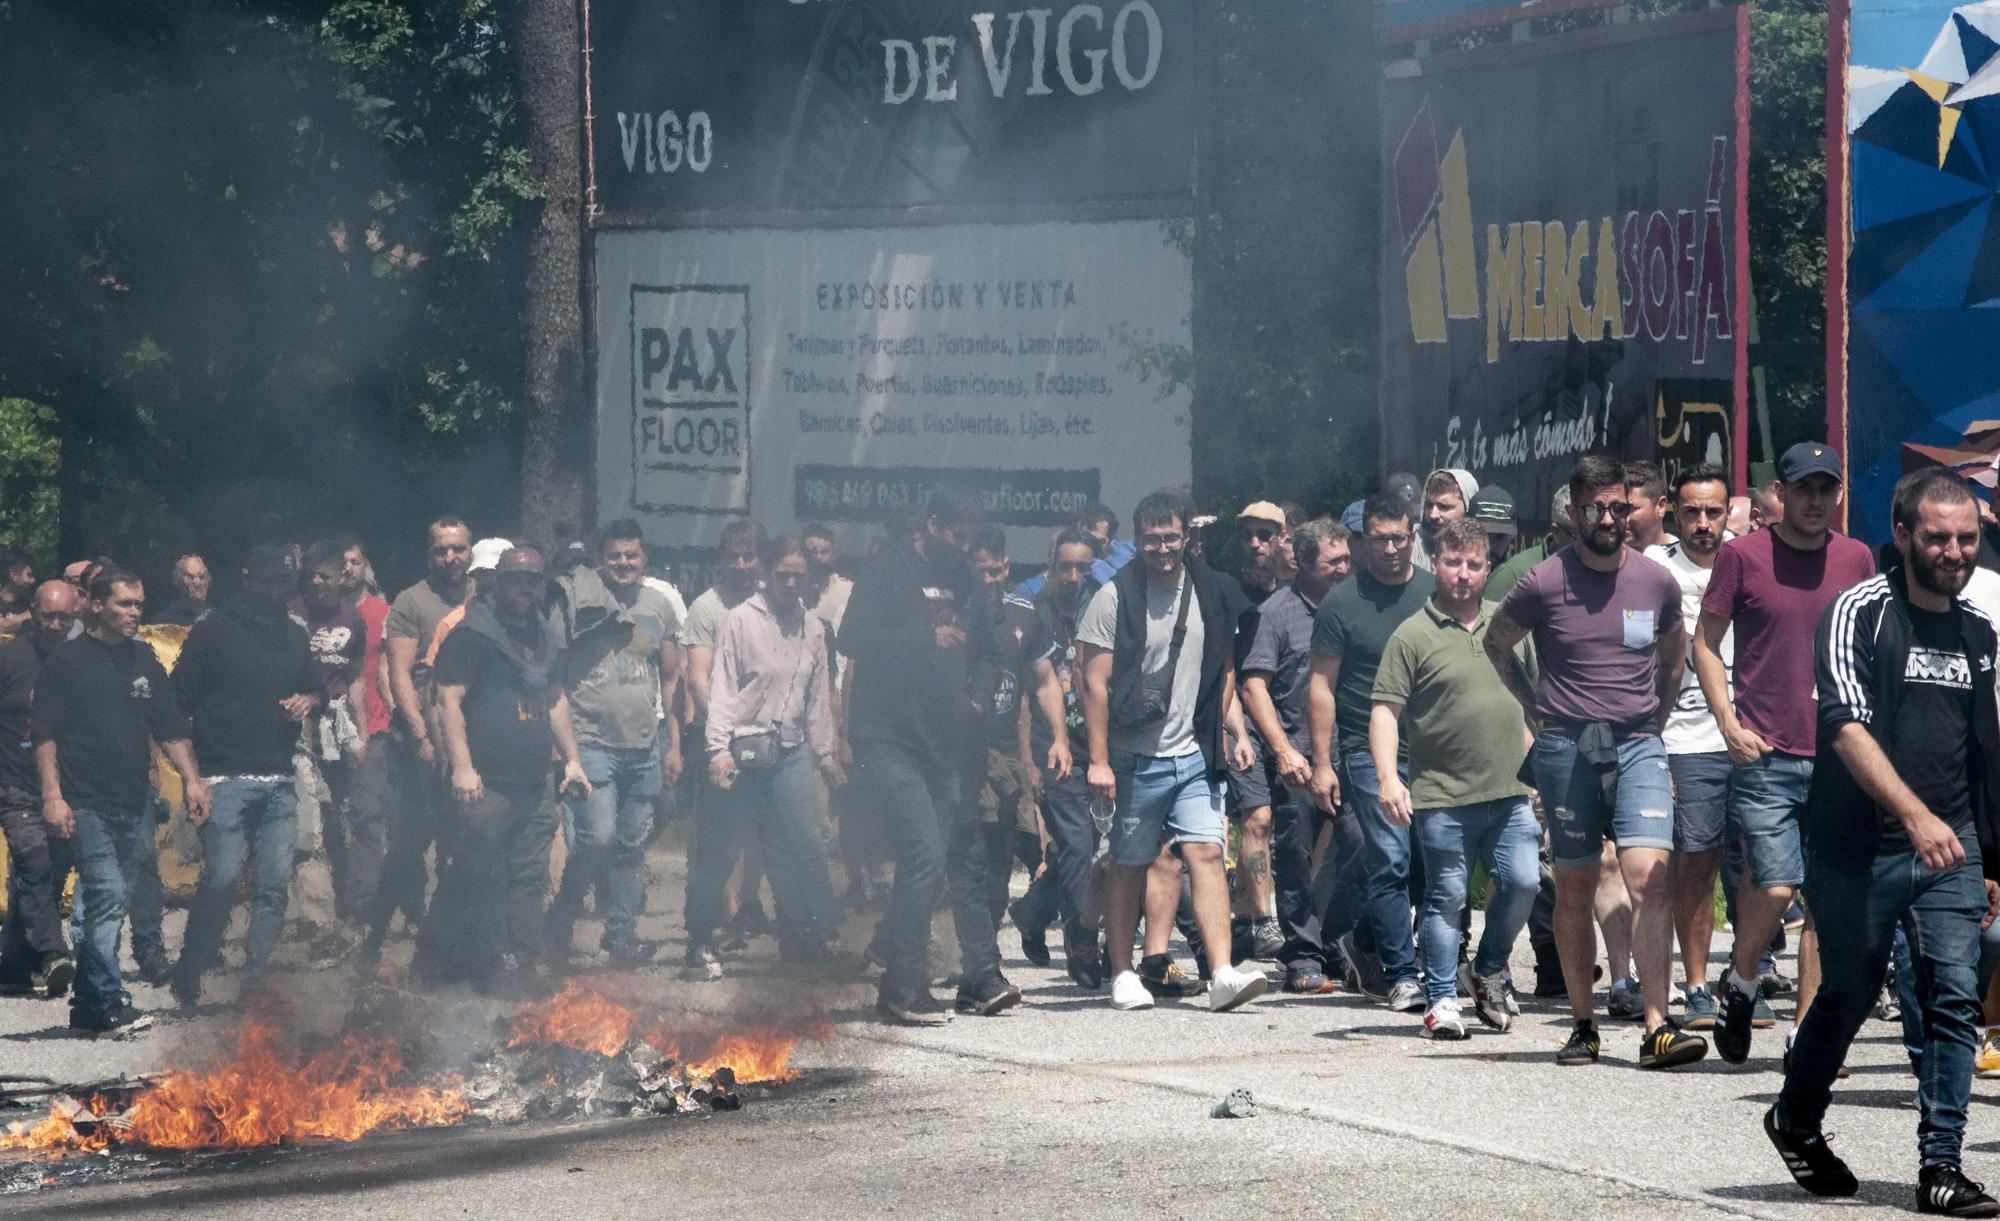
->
[1,1022,467,1155]
[507,982,636,1058]
[513,983,811,1083]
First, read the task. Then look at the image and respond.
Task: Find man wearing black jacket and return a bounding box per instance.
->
[1078,489,1267,1014]
[0,581,81,999]
[841,490,1015,1025]
[1764,469,2000,1215]
[169,544,324,1006]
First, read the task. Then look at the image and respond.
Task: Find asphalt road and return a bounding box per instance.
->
[0,848,1984,1219]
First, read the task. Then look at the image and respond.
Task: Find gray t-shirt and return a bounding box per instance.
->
[1240,582,1319,750]
[682,588,739,653]
[1077,572,1204,759]
[564,582,681,750]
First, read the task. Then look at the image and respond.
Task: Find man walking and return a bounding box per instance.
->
[1371,518,1539,1038]
[37,566,207,1035]
[1487,453,1706,1069]
[1078,489,1267,1014]
[1763,468,2000,1215]
[1307,492,1434,1012]
[1240,517,1355,994]
[425,546,587,993]
[1696,441,1876,1064]
[551,520,682,966]
[0,581,81,999]
[1643,464,1736,1028]
[169,545,323,1005]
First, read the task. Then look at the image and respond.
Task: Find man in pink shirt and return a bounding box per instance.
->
[1694,442,1877,1065]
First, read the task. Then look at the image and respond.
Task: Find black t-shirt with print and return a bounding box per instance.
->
[434,620,553,795]
[33,633,189,815]
[1886,604,1975,840]
[1029,586,1089,759]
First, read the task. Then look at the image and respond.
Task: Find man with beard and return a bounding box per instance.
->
[842,490,1007,1023]
[1308,493,1435,1012]
[151,554,212,627]
[1008,529,1098,986]
[38,567,207,1035]
[1415,469,1477,572]
[682,523,767,971]
[1762,468,2000,1215]
[1241,518,1357,994]
[551,520,683,966]
[1644,464,1736,1029]
[169,545,324,1006]
[1696,443,1876,1067]
[1487,486,1577,603]
[288,540,370,954]
[336,536,393,922]
[361,517,473,963]
[424,547,587,993]
[1488,454,1703,1069]
[0,581,80,998]
[1228,500,1299,960]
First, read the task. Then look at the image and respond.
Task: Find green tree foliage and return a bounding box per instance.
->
[0,1,539,584]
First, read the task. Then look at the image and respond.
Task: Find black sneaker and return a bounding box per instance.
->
[1010,900,1051,968]
[1532,966,1569,998]
[1556,1019,1600,1066]
[603,939,657,967]
[70,1003,156,1040]
[168,964,201,1010]
[39,955,75,1001]
[1763,1107,1857,1197]
[1065,935,1104,991]
[955,974,1023,1016]
[1639,1019,1709,1069]
[0,975,34,998]
[135,949,173,987]
[877,988,951,1027]
[1716,978,1756,1064]
[1137,954,1204,1000]
[1919,1163,2000,1216]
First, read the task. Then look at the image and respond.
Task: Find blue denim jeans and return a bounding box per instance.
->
[1107,749,1225,867]
[1780,839,1984,1167]
[1415,796,1542,1005]
[1343,749,1418,987]
[68,808,156,1023]
[1530,731,1674,865]
[1728,752,1813,889]
[175,778,299,992]
[717,747,838,953]
[554,740,662,948]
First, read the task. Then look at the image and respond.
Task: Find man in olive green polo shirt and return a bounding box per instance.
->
[1368,517,1540,1041]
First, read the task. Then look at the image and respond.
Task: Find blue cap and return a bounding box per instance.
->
[1777,441,1842,485]
[1340,500,1365,532]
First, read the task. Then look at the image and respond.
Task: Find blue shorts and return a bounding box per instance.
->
[1730,752,1812,889]
[1531,731,1675,866]
[1109,749,1226,867]
[1667,751,1732,854]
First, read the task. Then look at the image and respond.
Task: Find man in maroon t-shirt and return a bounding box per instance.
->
[1693,441,1876,1066]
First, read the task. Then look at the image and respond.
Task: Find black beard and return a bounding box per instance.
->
[1911,552,1970,598]
[1580,528,1623,557]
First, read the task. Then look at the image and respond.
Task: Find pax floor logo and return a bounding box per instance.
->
[630,285,751,515]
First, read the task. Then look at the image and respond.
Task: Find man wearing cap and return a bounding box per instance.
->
[1696,441,1876,1065]
[1415,469,1478,573]
[362,516,473,962]
[169,544,325,1006]
[1229,500,1298,960]
[422,546,589,992]
[1471,486,1518,566]
[1488,486,1576,603]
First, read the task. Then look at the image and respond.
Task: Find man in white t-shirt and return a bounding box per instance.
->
[1643,463,1734,1030]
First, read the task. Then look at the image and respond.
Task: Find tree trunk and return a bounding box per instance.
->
[512,0,587,548]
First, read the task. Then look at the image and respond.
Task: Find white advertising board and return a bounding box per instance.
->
[593,220,1193,557]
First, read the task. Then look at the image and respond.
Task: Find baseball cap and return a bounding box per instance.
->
[469,537,514,572]
[242,543,297,581]
[1777,442,1842,485]
[1237,501,1287,529]
[494,546,546,577]
[1470,485,1517,536]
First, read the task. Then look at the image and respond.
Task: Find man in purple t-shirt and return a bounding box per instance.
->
[1693,441,1876,1066]
[1487,453,1704,1070]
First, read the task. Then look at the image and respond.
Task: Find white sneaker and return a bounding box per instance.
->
[1386,978,1426,1013]
[1207,964,1269,1013]
[1110,970,1155,1010]
[1422,997,1468,1040]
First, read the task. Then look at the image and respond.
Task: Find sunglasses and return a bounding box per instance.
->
[1579,501,1633,522]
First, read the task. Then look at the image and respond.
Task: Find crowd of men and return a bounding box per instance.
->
[6,446,2000,1213]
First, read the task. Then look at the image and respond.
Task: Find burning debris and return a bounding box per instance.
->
[0,982,814,1174]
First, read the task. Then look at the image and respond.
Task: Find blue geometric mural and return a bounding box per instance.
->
[1849,2,2000,539]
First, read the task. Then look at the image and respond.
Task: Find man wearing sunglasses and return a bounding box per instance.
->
[1230,501,1298,961]
[1695,442,1876,1067]
[1487,453,1703,1069]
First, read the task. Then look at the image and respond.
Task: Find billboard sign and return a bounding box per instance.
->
[594,220,1193,556]
[1378,11,1748,513]
[588,0,1198,214]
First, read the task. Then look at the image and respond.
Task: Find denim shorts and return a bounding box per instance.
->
[1531,731,1675,866]
[1109,749,1226,867]
[1730,752,1813,889]
[1667,751,1732,854]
